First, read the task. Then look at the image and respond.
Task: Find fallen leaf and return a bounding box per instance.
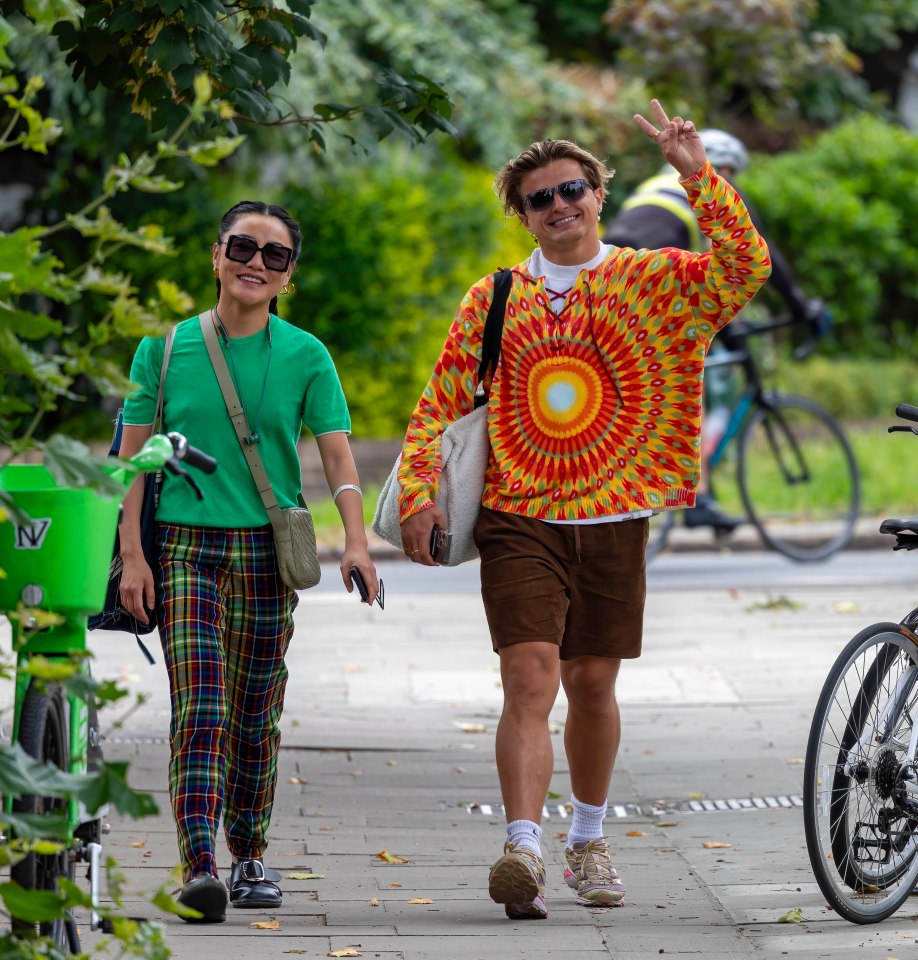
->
[408,898,434,904]
[785,758,805,766]
[626,830,650,837]
[320,826,334,832]
[130,841,145,848]
[686,793,703,801]
[453,721,487,733]
[745,594,801,612]
[289,776,309,784]
[327,951,361,958]
[546,791,561,800]
[777,907,803,924]
[376,851,409,864]
[452,766,465,774]
[250,919,280,929]
[553,832,567,840]
[283,952,308,955]
[702,841,732,849]
[834,600,861,614]
[644,749,655,755]
[388,882,402,888]
[654,821,679,828]
[386,760,398,767]
[351,770,363,777]
[287,872,325,880]
[369,897,379,907]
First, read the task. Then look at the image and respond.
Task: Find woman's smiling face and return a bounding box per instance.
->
[212,213,295,308]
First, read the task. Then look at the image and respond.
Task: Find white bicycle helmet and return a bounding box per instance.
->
[699,129,748,173]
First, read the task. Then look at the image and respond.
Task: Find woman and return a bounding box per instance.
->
[118,200,380,922]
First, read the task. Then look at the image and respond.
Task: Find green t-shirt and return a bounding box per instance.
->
[123,314,350,528]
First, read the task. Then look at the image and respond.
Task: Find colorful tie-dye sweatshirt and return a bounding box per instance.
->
[398,162,772,522]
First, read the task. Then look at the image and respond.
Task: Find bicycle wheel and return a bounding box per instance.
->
[737,393,859,561]
[645,510,674,562]
[803,624,918,923]
[11,683,79,951]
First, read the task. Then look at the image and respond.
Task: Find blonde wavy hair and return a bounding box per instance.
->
[494,139,614,216]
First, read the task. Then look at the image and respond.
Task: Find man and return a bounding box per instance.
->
[604,127,823,531]
[397,101,771,920]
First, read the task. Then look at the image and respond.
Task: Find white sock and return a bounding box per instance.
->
[507,819,542,855]
[567,795,607,848]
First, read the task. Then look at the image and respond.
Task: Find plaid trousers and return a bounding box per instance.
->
[157,523,297,881]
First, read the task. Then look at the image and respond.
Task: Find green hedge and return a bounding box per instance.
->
[742,115,918,355]
[773,355,918,421]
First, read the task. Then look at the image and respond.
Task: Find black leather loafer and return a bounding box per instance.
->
[227,858,282,909]
[177,874,228,923]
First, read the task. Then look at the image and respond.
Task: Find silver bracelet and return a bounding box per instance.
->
[332,483,362,502]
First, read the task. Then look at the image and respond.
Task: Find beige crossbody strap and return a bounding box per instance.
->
[153,326,176,432]
[199,312,286,534]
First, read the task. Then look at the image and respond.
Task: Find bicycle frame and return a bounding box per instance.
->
[0,433,188,939]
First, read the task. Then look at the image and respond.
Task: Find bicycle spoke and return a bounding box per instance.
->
[738,394,859,561]
[805,627,918,922]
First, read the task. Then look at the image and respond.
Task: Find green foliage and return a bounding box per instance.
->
[813,0,918,51]
[282,147,530,436]
[297,0,648,168]
[0,21,243,462]
[741,115,918,353]
[40,0,455,151]
[774,356,918,421]
[604,0,861,127]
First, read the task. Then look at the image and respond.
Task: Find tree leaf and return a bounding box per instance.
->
[375,851,409,864]
[777,906,804,923]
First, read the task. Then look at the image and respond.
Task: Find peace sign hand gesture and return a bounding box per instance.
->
[634,99,707,180]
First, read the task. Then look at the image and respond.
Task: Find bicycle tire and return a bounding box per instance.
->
[645,510,675,563]
[10,683,79,951]
[803,624,918,923]
[737,393,859,561]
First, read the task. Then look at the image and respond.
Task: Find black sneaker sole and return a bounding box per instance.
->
[178,877,228,923]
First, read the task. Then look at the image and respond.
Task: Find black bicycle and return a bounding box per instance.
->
[647,312,860,562]
[803,403,918,922]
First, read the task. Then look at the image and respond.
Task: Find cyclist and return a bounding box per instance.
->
[603,128,826,531]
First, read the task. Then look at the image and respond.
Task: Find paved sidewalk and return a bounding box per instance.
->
[14,564,918,958]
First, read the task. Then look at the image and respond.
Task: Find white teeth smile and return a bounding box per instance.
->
[552,215,578,226]
[239,275,265,284]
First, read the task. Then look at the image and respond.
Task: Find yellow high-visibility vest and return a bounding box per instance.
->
[620,172,708,252]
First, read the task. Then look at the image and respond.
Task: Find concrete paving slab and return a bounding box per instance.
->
[10,564,918,958]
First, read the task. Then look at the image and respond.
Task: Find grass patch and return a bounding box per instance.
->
[712,417,918,520]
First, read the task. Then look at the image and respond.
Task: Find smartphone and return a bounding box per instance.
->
[350,567,370,602]
[350,568,384,609]
[429,527,453,564]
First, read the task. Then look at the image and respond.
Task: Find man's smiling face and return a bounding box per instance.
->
[518,158,604,266]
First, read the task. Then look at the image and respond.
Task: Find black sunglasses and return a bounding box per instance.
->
[523,178,592,213]
[222,234,293,272]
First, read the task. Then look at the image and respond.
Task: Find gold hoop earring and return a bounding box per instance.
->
[280,281,296,296]
[213,266,219,276]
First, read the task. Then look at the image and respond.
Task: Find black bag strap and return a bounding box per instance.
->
[474,267,512,410]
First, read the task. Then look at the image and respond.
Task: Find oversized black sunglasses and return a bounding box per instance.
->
[523,178,592,212]
[222,234,293,272]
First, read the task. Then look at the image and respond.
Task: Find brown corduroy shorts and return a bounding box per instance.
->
[473,507,649,661]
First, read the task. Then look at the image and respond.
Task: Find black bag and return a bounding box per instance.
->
[88,328,175,659]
